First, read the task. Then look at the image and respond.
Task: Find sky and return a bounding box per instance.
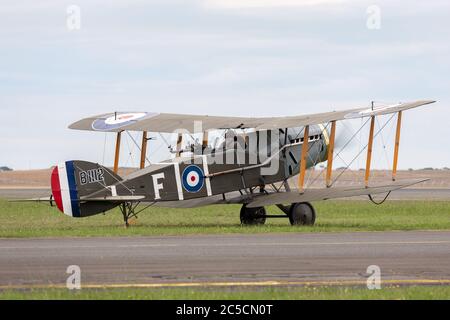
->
[0,0,449,170]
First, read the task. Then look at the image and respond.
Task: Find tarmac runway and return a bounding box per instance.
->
[1,231,449,288]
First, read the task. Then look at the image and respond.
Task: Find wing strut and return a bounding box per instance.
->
[176,133,183,157]
[325,120,336,188]
[113,131,122,174]
[392,111,402,181]
[140,131,148,169]
[364,116,376,187]
[202,131,209,149]
[298,125,309,193]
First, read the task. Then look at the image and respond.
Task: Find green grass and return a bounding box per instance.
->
[1,286,449,300]
[1,199,450,238]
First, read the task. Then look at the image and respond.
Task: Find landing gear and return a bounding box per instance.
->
[119,202,139,228]
[240,205,266,225]
[288,202,316,226]
[239,202,316,226]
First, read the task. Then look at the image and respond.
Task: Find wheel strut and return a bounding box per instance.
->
[276,204,291,215]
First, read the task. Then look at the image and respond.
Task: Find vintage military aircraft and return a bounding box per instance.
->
[30,100,434,227]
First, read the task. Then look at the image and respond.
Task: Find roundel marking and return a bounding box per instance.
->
[92,112,157,131]
[182,165,205,193]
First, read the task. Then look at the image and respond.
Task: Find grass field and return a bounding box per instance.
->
[1,199,450,238]
[1,199,449,300]
[1,285,449,300]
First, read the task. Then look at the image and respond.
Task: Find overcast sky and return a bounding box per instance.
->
[0,0,449,170]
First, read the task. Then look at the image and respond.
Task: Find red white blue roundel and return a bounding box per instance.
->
[92,112,154,131]
[182,165,205,193]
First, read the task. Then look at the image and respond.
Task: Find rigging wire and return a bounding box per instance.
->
[125,131,152,165]
[102,132,107,166]
[376,116,392,171]
[334,117,371,160]
[124,131,136,168]
[279,123,329,190]
[305,122,331,188]
[306,114,396,189]
[357,117,363,169]
[72,162,135,195]
[330,113,396,186]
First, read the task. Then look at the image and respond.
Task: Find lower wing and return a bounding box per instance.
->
[246,178,428,208]
[151,178,428,209]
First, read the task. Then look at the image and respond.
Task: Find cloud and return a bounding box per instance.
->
[0,0,449,169]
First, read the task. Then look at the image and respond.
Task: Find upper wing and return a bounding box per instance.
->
[69,100,435,133]
[246,178,429,208]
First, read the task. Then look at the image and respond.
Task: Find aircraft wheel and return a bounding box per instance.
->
[289,202,316,226]
[240,205,266,225]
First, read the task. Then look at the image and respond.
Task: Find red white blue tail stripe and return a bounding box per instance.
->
[51,161,81,217]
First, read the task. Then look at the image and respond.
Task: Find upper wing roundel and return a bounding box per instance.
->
[91,112,158,131]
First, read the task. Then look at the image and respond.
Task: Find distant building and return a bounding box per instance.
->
[0,166,13,172]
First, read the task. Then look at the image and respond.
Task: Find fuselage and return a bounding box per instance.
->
[105,125,329,202]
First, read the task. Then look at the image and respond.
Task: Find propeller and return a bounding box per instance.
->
[334,123,359,151]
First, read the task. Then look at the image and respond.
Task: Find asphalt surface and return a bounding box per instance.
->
[1,188,449,288]
[1,188,450,200]
[0,231,449,288]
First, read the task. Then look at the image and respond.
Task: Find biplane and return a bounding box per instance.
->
[29,100,435,227]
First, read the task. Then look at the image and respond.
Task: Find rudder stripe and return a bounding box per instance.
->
[65,161,81,218]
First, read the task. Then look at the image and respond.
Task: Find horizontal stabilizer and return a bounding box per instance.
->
[80,195,145,202]
[246,178,429,208]
[9,197,52,203]
[10,195,145,204]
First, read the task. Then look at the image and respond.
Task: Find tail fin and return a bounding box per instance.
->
[51,161,122,217]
